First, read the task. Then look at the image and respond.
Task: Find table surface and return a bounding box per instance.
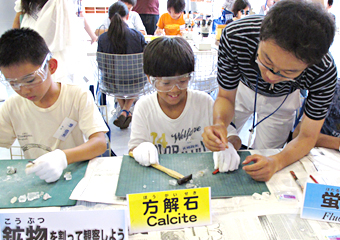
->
[2,148,340,239]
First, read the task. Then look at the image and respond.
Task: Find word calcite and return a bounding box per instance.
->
[147,213,197,226]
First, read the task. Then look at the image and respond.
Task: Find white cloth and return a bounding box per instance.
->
[235,81,301,149]
[0,83,108,159]
[14,0,85,84]
[128,90,238,154]
[101,11,146,32]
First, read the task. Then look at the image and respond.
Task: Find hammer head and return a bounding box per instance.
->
[177,174,192,185]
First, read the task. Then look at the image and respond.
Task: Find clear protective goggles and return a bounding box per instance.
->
[150,73,192,92]
[0,53,52,90]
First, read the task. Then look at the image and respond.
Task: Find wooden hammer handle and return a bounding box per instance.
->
[129,151,184,180]
[151,164,184,179]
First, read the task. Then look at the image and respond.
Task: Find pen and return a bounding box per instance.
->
[290,171,304,192]
[309,175,319,184]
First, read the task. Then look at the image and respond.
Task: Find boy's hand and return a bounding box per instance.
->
[25,149,68,183]
[213,142,240,172]
[133,142,159,166]
[154,28,164,36]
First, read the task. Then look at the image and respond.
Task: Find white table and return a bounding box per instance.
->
[67,148,340,239]
[3,148,340,239]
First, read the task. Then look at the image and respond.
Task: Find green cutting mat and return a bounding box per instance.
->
[116,151,269,198]
[0,160,88,208]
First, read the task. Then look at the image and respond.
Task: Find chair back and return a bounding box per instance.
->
[96,52,153,99]
[190,51,218,93]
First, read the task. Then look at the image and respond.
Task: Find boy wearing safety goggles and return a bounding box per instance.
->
[128,37,242,172]
[0,28,108,183]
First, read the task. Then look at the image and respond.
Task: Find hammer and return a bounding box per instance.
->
[128,152,192,185]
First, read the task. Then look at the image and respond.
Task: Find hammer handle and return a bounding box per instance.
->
[151,164,184,179]
[129,151,184,180]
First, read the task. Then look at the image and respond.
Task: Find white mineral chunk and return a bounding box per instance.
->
[18,195,27,203]
[43,193,52,200]
[10,197,17,204]
[185,183,197,188]
[64,172,72,180]
[27,192,40,201]
[169,179,178,186]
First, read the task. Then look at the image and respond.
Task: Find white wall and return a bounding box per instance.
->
[0,0,17,35]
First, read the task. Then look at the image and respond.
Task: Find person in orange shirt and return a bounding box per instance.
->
[154,0,185,36]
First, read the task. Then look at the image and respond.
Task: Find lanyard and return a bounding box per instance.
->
[77,0,81,17]
[247,74,293,149]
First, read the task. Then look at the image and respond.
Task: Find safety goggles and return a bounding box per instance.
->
[150,73,192,92]
[0,53,52,90]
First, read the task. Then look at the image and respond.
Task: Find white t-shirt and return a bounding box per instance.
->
[101,11,146,32]
[128,90,238,154]
[0,83,108,159]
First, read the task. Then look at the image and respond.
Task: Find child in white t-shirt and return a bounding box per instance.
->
[0,28,108,183]
[128,36,242,172]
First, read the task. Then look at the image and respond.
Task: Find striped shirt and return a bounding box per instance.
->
[217,15,338,121]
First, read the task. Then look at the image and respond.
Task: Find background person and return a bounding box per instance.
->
[259,0,275,15]
[97,1,147,130]
[134,0,159,35]
[154,0,185,36]
[225,0,251,24]
[95,0,146,36]
[12,0,91,84]
[293,79,340,151]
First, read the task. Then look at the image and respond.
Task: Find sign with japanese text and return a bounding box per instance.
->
[127,187,211,234]
[301,183,340,223]
[0,209,127,240]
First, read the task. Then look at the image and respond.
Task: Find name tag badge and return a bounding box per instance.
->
[53,117,77,141]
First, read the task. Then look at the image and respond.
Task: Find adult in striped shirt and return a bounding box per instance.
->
[202,0,337,181]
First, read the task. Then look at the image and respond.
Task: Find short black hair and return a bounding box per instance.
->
[167,0,185,14]
[0,28,50,67]
[328,0,333,7]
[120,0,136,7]
[143,37,195,77]
[231,0,251,17]
[260,0,335,65]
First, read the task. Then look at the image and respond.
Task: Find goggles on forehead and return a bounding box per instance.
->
[0,53,52,90]
[150,73,192,92]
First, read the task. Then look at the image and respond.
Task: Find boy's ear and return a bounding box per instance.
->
[48,58,58,74]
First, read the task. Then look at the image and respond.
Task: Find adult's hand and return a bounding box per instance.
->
[202,123,229,151]
[242,154,279,182]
